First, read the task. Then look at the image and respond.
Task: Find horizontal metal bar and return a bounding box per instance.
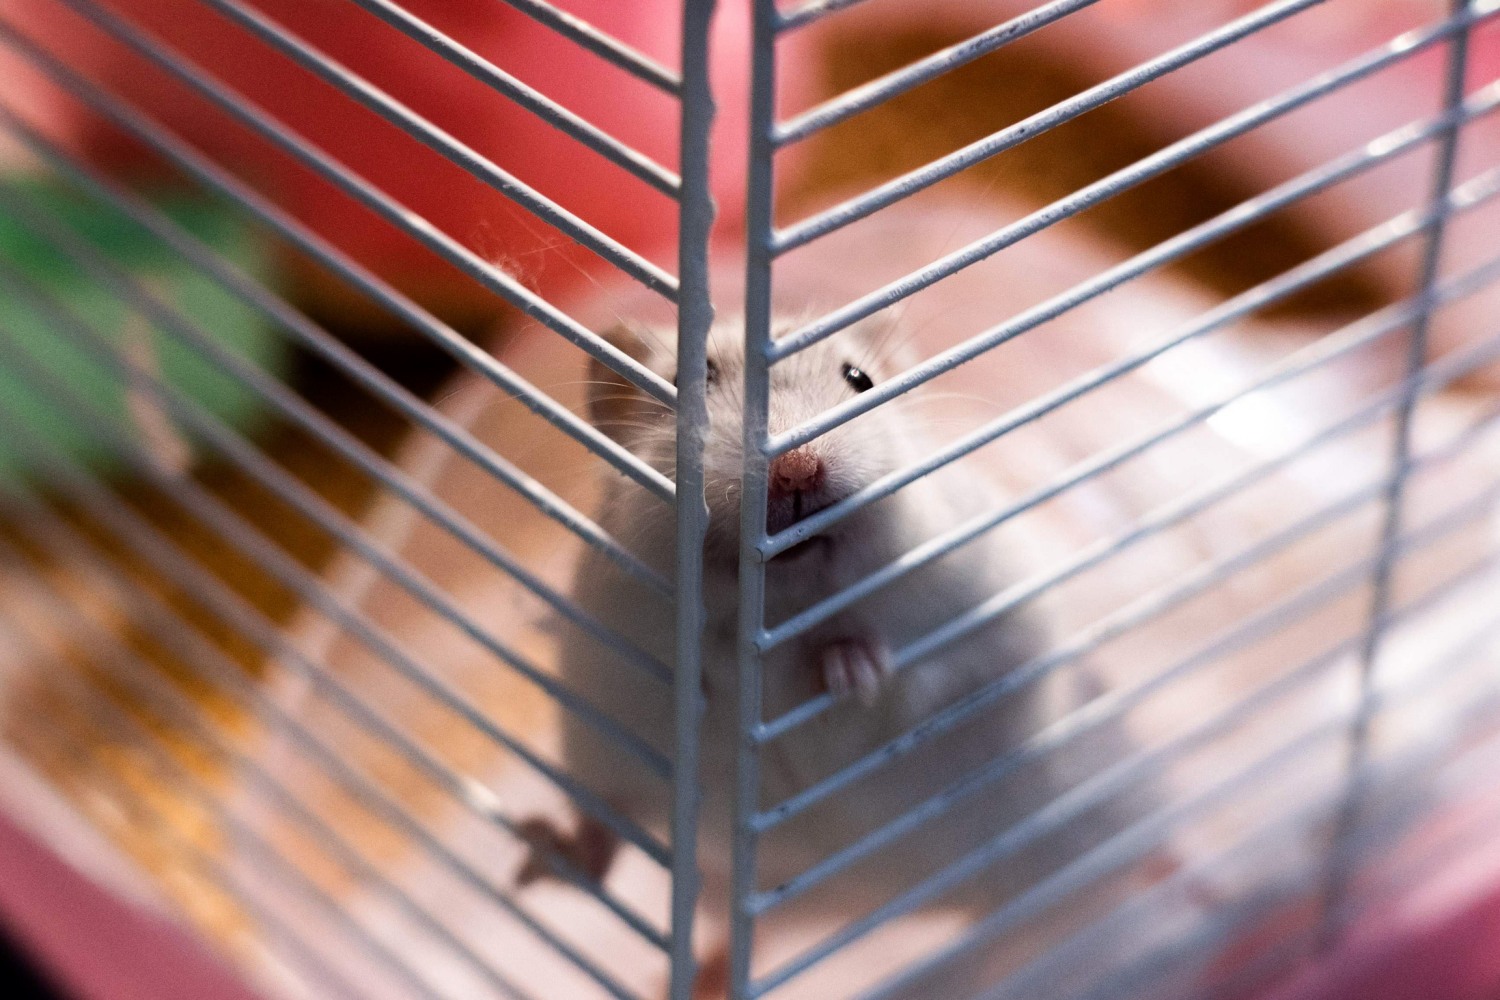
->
[753,485,1396,915]
[764,71,1500,450]
[763,158,1500,534]
[0,685,372,1000]
[990,602,1500,1000]
[0,593,450,1000]
[773,0,1330,252]
[750,470,1380,821]
[1009,806,1328,1000]
[0,186,673,680]
[0,233,669,776]
[490,0,680,94]
[0,489,662,948]
[343,0,680,195]
[760,242,1500,649]
[187,0,678,289]
[0,19,674,501]
[1352,675,1500,910]
[0,537,553,1000]
[0,107,667,594]
[775,0,876,33]
[853,555,1500,1000]
[3,492,670,953]
[0,352,673,869]
[775,0,1104,145]
[773,13,1490,357]
[0,254,667,692]
[754,357,1500,815]
[970,560,1500,1000]
[756,486,1500,994]
[756,699,1345,998]
[52,0,684,374]
[8,0,679,405]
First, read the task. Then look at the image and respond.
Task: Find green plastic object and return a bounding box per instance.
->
[0,179,287,485]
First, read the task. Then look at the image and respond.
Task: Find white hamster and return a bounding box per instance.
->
[519,317,1154,997]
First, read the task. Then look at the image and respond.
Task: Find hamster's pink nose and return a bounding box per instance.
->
[768,448,825,499]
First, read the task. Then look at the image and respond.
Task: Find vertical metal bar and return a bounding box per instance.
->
[730,1,780,994]
[1319,0,1476,947]
[670,1,718,996]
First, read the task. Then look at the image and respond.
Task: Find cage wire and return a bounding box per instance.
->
[0,1,1498,1000]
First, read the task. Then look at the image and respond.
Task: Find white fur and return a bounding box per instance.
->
[542,318,1151,995]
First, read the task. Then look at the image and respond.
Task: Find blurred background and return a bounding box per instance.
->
[1,1,1500,998]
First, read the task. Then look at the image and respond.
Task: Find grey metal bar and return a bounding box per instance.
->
[0,537,552,1000]
[1353,664,1500,912]
[764,159,1500,533]
[775,74,1500,364]
[1028,815,1322,1000]
[888,719,1338,1000]
[9,0,679,405]
[668,0,717,995]
[760,244,1500,651]
[762,300,1500,739]
[490,0,681,94]
[0,17,675,500]
[773,0,1332,252]
[341,0,680,195]
[0,190,673,685]
[775,0,1104,145]
[1320,0,1478,951]
[0,681,370,1000]
[1026,626,1500,1000]
[0,250,666,691]
[0,594,448,1000]
[837,508,1500,1000]
[773,12,1493,357]
[0,241,670,777]
[183,0,677,291]
[760,705,1345,998]
[974,558,1500,1000]
[0,106,665,593]
[729,0,781,994]
[775,0,876,33]
[1,490,669,953]
[764,106,1500,466]
[750,476,1436,920]
[0,484,661,949]
[755,358,1500,822]
[0,343,672,869]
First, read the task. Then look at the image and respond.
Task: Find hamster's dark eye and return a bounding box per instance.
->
[672,359,719,388]
[841,362,874,393]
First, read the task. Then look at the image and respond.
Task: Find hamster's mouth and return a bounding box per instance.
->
[766,489,843,537]
[764,486,850,563]
[774,534,832,562]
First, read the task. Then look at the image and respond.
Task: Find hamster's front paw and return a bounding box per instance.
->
[818,637,891,706]
[514,813,619,888]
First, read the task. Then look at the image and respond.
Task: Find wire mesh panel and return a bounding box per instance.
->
[1,2,1500,1000]
[730,1,1500,999]
[0,0,717,997]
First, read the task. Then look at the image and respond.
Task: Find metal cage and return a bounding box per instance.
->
[0,1,1498,999]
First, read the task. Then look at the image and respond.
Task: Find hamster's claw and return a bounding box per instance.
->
[819,637,891,707]
[515,814,619,888]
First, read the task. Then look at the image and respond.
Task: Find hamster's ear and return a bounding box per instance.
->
[586,323,674,442]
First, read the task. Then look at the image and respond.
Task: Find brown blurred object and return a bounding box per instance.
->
[786,21,1390,320]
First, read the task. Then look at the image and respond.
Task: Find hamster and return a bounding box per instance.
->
[518,316,1156,997]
